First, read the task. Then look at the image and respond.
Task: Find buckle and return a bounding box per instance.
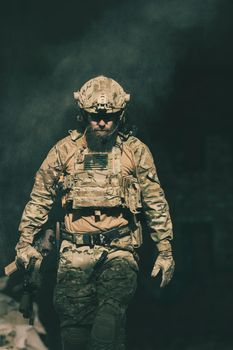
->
[91,233,105,245]
[99,234,107,245]
[75,234,85,245]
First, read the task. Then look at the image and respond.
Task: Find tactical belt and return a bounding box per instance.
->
[61,225,131,246]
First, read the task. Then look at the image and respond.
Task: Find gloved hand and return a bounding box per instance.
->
[151,240,175,288]
[16,243,43,270]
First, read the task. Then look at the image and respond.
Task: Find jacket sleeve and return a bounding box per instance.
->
[135,142,173,243]
[17,144,63,246]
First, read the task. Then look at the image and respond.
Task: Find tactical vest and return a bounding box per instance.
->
[61,140,142,214]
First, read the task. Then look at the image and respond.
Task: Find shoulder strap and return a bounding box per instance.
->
[123,136,143,179]
[60,131,85,168]
[68,129,82,141]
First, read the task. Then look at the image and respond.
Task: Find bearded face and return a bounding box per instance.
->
[85,112,121,152]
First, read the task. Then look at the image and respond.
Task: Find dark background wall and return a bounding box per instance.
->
[0,0,232,349]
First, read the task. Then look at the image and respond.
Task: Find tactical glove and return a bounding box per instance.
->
[16,243,42,270]
[151,240,175,288]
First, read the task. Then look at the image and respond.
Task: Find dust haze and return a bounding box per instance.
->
[0,0,218,260]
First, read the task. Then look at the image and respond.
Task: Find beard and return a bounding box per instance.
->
[85,124,119,152]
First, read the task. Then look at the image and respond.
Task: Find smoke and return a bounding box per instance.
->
[0,0,219,261]
[1,0,218,154]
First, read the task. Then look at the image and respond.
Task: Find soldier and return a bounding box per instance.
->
[15,76,175,350]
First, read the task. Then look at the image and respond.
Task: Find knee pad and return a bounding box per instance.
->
[89,299,122,349]
[61,326,90,350]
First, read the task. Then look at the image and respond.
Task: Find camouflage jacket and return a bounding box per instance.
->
[16,130,173,248]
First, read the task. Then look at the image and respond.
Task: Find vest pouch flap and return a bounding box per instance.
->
[122,175,142,214]
[72,186,122,208]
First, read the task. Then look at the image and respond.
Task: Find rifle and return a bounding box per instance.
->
[19,257,37,325]
[4,227,56,276]
[4,260,19,276]
[4,227,57,324]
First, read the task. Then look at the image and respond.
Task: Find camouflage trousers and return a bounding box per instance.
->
[53,236,138,350]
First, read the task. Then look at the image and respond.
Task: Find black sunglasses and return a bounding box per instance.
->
[88,111,121,122]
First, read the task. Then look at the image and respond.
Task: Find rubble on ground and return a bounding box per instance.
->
[0,276,47,350]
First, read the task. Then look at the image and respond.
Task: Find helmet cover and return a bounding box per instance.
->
[74,75,130,114]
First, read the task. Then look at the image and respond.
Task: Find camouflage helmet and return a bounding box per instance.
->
[74,75,130,114]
